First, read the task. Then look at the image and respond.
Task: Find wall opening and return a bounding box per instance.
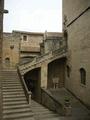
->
[24,67,41,103]
[5,57,10,67]
[48,57,66,89]
[80,68,86,85]
[67,65,70,78]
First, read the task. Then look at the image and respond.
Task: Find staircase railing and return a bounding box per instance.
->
[17,67,32,104]
[41,88,64,115]
[19,45,67,72]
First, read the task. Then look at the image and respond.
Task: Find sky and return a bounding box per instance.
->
[4,0,62,32]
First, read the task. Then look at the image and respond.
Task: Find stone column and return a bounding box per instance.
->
[41,62,48,89]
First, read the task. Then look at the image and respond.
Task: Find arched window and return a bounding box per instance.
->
[5,57,10,67]
[80,68,86,85]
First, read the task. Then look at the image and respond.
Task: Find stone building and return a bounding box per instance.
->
[0,0,4,64]
[0,1,90,119]
[20,32,65,102]
[2,30,43,68]
[40,31,63,54]
[63,0,90,107]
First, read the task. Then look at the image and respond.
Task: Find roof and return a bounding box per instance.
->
[12,30,44,36]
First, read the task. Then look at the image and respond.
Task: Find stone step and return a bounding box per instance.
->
[2,81,21,84]
[1,71,16,73]
[3,111,34,119]
[3,89,24,95]
[3,104,30,110]
[37,113,59,119]
[31,100,60,120]
[1,74,18,76]
[31,104,45,108]
[2,88,23,91]
[2,80,19,82]
[32,107,49,111]
[2,82,21,86]
[12,117,35,120]
[3,97,26,102]
[1,75,18,77]
[3,100,27,106]
[1,70,35,120]
[32,110,54,114]
[2,81,20,83]
[42,117,61,120]
[3,107,32,114]
[1,75,18,78]
[3,94,25,98]
[11,117,35,120]
[1,75,18,80]
[2,85,23,89]
[1,70,16,72]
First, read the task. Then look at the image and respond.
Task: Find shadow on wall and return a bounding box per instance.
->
[24,68,41,103]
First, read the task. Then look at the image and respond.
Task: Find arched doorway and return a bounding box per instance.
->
[24,67,41,103]
[5,57,10,68]
[48,57,66,89]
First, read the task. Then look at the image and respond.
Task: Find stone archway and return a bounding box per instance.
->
[5,57,10,68]
[48,57,66,89]
[24,67,41,103]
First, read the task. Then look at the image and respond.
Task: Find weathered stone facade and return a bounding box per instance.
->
[2,31,44,68]
[2,32,20,68]
[0,0,4,64]
[19,32,65,102]
[40,32,63,54]
[63,0,90,107]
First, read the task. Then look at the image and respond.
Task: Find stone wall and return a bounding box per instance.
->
[63,0,90,107]
[2,31,44,68]
[41,88,63,115]
[24,68,41,103]
[14,31,43,63]
[2,32,20,68]
[0,0,4,63]
[43,32,63,54]
[48,58,66,88]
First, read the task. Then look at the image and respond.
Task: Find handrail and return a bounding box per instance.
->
[17,66,32,104]
[41,88,62,106]
[19,45,67,72]
[41,88,63,115]
[18,57,36,66]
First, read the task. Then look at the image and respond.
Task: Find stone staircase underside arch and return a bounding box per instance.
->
[19,48,67,75]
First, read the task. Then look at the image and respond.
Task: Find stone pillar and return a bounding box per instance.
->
[41,62,48,89]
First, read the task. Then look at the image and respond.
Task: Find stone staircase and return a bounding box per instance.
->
[31,100,61,120]
[1,70,35,120]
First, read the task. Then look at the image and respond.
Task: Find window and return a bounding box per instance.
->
[5,57,10,67]
[23,35,27,41]
[80,68,86,85]
[67,66,70,78]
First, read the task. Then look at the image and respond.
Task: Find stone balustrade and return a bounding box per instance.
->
[19,45,67,74]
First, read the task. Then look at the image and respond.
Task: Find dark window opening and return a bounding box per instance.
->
[67,66,70,78]
[23,35,27,41]
[5,57,10,67]
[80,68,86,85]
